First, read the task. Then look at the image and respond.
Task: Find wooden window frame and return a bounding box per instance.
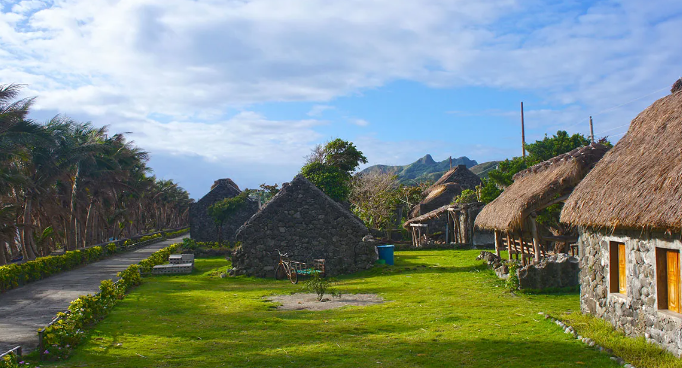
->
[609,241,626,295]
[656,247,681,313]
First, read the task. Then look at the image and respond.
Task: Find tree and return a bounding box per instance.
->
[208,190,251,246]
[0,84,193,264]
[453,189,477,204]
[301,139,367,202]
[300,162,351,202]
[349,172,399,232]
[478,131,595,204]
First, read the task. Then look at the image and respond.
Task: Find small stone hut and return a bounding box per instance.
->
[189,178,258,242]
[475,143,608,263]
[232,175,376,277]
[403,203,491,247]
[410,165,482,218]
[560,81,682,356]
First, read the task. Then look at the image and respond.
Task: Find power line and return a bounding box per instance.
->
[564,86,668,133]
[594,123,630,135]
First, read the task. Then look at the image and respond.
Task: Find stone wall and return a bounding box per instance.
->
[517,253,579,289]
[232,175,376,277]
[580,227,682,357]
[189,179,259,242]
[477,251,579,289]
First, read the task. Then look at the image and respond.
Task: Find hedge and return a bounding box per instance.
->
[0,228,188,294]
[38,242,182,362]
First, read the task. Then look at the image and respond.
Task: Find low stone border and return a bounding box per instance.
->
[541,312,636,368]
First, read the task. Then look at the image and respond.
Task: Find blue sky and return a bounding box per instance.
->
[1,0,680,199]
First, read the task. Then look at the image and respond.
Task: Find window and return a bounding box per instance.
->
[656,248,681,313]
[609,241,626,295]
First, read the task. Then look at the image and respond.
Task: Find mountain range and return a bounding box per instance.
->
[359,154,499,185]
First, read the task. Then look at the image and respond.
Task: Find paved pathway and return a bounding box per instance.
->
[0,235,188,354]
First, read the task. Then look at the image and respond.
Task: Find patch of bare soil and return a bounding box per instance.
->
[266,293,384,311]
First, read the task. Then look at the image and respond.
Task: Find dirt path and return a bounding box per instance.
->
[0,235,188,354]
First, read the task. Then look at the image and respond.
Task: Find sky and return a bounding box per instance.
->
[1,0,681,199]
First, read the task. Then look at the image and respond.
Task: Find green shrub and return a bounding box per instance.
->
[0,231,172,294]
[0,352,20,368]
[303,272,340,301]
[505,262,520,292]
[39,243,175,361]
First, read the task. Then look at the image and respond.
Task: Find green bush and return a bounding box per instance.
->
[303,272,340,301]
[0,352,20,368]
[39,243,177,361]
[164,228,189,238]
[0,231,173,294]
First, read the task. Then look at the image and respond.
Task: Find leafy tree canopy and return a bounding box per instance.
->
[301,139,367,202]
[479,130,602,204]
[300,162,351,202]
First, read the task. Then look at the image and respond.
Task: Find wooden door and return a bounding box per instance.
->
[618,243,626,294]
[667,251,680,313]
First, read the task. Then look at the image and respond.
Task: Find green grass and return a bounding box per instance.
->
[43,250,622,367]
[561,312,682,368]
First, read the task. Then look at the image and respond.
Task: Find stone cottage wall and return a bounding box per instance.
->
[580,227,682,357]
[189,179,259,242]
[232,176,376,277]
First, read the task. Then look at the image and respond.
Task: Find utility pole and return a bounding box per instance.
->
[521,102,526,158]
[589,116,595,143]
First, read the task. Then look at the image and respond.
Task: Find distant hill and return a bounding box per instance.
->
[469,161,500,179]
[360,155,489,185]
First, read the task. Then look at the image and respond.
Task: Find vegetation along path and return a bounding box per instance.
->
[0,235,188,354]
[48,250,624,367]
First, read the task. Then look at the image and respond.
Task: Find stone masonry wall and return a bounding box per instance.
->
[189,179,259,242]
[232,175,376,277]
[580,227,682,357]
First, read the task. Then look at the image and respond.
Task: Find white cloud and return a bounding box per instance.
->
[0,0,680,174]
[307,104,334,116]
[116,111,325,166]
[350,118,369,127]
[11,0,46,14]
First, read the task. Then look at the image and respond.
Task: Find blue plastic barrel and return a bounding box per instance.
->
[376,245,395,265]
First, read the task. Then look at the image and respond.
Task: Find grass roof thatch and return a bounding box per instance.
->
[561,87,682,231]
[410,183,462,218]
[403,202,485,229]
[424,165,481,195]
[475,143,608,231]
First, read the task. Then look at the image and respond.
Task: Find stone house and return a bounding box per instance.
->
[409,165,482,218]
[189,178,258,242]
[561,82,682,356]
[232,175,376,277]
[475,143,607,264]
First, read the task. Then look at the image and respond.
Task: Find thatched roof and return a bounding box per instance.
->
[561,87,682,231]
[409,165,480,218]
[410,183,462,218]
[425,165,482,195]
[404,202,485,229]
[475,143,608,231]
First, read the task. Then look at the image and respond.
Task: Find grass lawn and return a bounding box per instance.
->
[43,250,621,368]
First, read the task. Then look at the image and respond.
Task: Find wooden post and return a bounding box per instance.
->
[529,214,542,264]
[521,102,526,159]
[589,116,595,143]
[518,231,525,264]
[494,230,500,257]
[506,231,512,261]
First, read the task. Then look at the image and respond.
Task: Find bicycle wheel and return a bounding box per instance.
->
[275,263,286,280]
[288,266,298,284]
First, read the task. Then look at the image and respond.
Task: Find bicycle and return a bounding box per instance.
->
[274,249,298,284]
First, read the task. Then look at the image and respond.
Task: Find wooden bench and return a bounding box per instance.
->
[289,259,326,277]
